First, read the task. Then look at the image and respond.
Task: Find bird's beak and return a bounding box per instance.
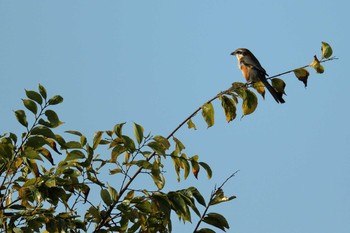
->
[230,51,235,56]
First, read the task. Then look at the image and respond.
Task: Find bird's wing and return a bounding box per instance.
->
[243,54,268,76]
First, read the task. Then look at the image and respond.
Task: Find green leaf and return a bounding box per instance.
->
[38,84,47,99]
[38,147,54,165]
[101,189,113,206]
[22,148,43,161]
[48,95,63,105]
[22,99,38,115]
[173,136,185,154]
[242,89,257,116]
[45,110,63,128]
[252,81,265,99]
[93,131,103,150]
[107,184,119,202]
[25,89,43,105]
[221,95,236,123]
[187,119,197,130]
[111,145,126,162]
[195,228,216,233]
[201,102,215,128]
[31,126,56,139]
[181,154,190,180]
[122,135,136,152]
[109,168,122,175]
[188,187,206,206]
[133,122,144,145]
[153,135,170,150]
[113,122,126,137]
[203,212,229,231]
[294,68,310,87]
[26,136,47,148]
[65,130,82,136]
[65,150,85,161]
[199,162,212,179]
[147,141,166,156]
[15,110,28,127]
[210,188,236,206]
[65,141,82,149]
[190,158,200,179]
[168,192,190,222]
[271,78,286,96]
[321,41,333,59]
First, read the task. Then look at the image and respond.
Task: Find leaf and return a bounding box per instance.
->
[187,119,197,130]
[199,162,212,179]
[310,55,324,74]
[45,110,63,128]
[109,168,122,175]
[25,89,43,105]
[271,78,286,96]
[168,192,190,222]
[65,130,82,136]
[321,41,333,59]
[48,95,63,105]
[22,148,43,161]
[188,187,206,206]
[201,103,215,128]
[101,189,113,206]
[65,141,82,149]
[114,122,126,137]
[38,84,47,99]
[122,135,136,152]
[38,147,55,165]
[15,110,28,127]
[293,68,310,87]
[26,136,47,148]
[31,126,56,139]
[221,95,237,123]
[107,184,119,202]
[133,123,144,145]
[203,212,229,231]
[22,99,38,115]
[242,89,258,116]
[190,157,200,179]
[181,154,190,180]
[252,81,265,98]
[210,188,236,206]
[173,136,185,154]
[195,228,216,233]
[147,141,166,156]
[111,145,126,161]
[93,131,103,150]
[65,150,85,161]
[153,135,170,150]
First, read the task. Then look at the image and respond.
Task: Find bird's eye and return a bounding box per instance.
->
[236,51,241,54]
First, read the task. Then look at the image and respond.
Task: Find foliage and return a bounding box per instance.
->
[0,42,335,233]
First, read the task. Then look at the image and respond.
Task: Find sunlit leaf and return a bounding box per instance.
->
[201,102,215,128]
[293,68,310,87]
[252,81,265,99]
[65,130,82,136]
[173,136,185,154]
[210,188,236,206]
[111,145,126,162]
[93,131,103,150]
[133,122,144,145]
[190,158,200,179]
[187,119,197,130]
[147,141,166,156]
[65,141,82,149]
[321,41,333,59]
[310,55,324,74]
[242,89,258,116]
[22,99,38,115]
[109,168,122,175]
[45,110,63,128]
[15,110,28,127]
[22,148,42,160]
[38,147,54,165]
[25,89,43,105]
[114,122,126,137]
[153,135,170,150]
[108,184,119,202]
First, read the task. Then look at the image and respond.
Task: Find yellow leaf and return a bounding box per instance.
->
[201,103,215,128]
[310,55,324,74]
[187,119,197,130]
[321,41,333,59]
[252,81,265,99]
[242,90,258,116]
[221,96,236,123]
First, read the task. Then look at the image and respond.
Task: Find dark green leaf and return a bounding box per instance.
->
[101,189,113,206]
[22,99,38,115]
[203,212,229,231]
[21,148,43,161]
[111,145,126,161]
[26,136,47,148]
[199,162,212,179]
[122,135,136,152]
[133,122,144,145]
[188,186,206,206]
[65,150,85,161]
[153,135,170,150]
[65,130,82,136]
[195,228,216,233]
[210,188,236,206]
[38,147,54,165]
[48,95,63,105]
[45,110,63,128]
[201,102,215,128]
[31,126,56,139]
[15,110,28,127]
[293,68,309,87]
[38,84,47,99]
[147,141,166,156]
[25,89,43,105]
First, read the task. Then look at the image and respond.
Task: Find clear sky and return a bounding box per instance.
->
[0,1,349,233]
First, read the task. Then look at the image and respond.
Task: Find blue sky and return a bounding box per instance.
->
[0,1,349,233]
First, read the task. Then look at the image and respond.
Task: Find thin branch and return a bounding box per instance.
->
[193,170,239,233]
[93,57,336,232]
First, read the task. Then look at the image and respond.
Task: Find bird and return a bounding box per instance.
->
[231,48,285,104]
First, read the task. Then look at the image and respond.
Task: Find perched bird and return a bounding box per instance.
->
[231,48,285,104]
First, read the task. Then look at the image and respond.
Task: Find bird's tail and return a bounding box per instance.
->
[260,78,285,104]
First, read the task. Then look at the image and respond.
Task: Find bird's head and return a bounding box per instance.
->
[230,48,251,60]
